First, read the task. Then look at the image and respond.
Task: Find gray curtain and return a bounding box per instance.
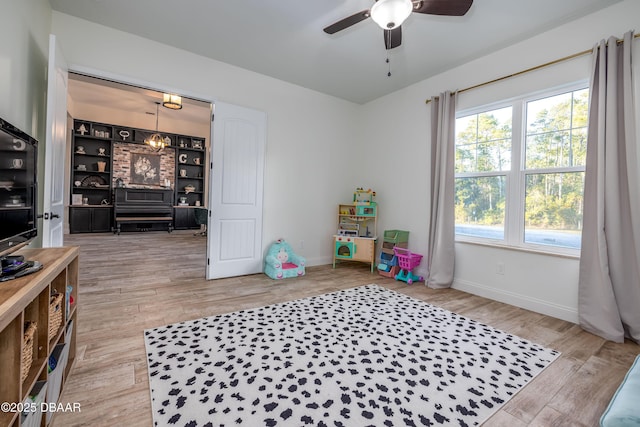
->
[426,91,456,288]
[578,31,640,344]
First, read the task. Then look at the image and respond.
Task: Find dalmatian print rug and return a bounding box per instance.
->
[144,285,560,426]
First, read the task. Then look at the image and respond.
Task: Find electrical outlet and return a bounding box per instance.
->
[496,262,505,275]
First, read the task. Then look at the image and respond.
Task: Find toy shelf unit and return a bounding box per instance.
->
[378,229,409,278]
[333,202,378,272]
[0,247,79,427]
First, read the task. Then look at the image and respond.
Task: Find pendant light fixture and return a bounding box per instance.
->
[162,93,182,110]
[370,0,413,30]
[144,102,166,150]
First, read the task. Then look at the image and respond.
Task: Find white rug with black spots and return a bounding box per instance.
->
[144,284,560,427]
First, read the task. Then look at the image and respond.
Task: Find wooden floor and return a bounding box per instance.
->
[52,231,639,427]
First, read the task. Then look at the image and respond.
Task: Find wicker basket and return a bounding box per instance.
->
[22,322,37,383]
[48,293,63,340]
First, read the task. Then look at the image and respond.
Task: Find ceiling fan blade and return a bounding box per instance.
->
[413,0,473,16]
[323,10,371,34]
[384,27,402,50]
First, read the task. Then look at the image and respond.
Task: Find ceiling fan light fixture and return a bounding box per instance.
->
[162,93,182,110]
[370,0,413,30]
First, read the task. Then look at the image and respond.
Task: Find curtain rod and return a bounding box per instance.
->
[425,32,640,104]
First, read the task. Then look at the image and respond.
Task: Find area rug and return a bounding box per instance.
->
[144,284,560,426]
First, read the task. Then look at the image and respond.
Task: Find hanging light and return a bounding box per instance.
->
[145,102,166,150]
[370,0,413,30]
[162,93,182,110]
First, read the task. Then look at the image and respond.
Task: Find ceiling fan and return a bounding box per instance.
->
[323,0,473,50]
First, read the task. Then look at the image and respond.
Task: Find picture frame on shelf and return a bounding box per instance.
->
[71,194,83,206]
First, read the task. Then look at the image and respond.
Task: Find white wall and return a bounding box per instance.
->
[0,0,51,135]
[0,0,52,248]
[51,12,361,266]
[360,0,640,323]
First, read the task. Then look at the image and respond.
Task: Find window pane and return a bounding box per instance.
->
[525,89,589,168]
[456,107,512,173]
[455,176,506,240]
[524,172,584,249]
[526,130,571,169]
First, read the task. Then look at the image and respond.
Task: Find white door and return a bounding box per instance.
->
[207,102,266,279]
[42,34,68,247]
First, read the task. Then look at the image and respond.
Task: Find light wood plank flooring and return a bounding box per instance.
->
[52,231,639,426]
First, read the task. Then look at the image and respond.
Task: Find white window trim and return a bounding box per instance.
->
[455,81,588,257]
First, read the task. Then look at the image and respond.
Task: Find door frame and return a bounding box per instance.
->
[43,34,68,247]
[64,65,266,278]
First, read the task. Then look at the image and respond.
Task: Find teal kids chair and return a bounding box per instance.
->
[264,239,306,279]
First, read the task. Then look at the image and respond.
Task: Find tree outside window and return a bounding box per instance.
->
[454,86,588,252]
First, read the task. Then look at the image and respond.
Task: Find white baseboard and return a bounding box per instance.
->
[306,256,334,267]
[452,278,579,324]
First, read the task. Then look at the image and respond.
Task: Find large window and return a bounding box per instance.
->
[454,85,588,253]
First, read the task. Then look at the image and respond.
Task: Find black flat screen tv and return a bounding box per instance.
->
[0,117,38,258]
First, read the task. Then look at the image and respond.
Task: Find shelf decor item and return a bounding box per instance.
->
[80,175,107,187]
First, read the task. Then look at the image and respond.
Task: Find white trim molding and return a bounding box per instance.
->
[452,277,579,324]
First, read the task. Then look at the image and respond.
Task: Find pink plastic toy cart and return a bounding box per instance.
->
[393,247,424,284]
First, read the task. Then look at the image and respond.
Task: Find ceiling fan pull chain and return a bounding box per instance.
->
[386,57,391,77]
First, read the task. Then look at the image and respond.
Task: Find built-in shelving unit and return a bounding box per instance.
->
[174,138,206,229]
[69,119,207,232]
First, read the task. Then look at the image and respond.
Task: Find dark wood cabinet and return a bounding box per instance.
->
[92,207,113,232]
[174,206,197,229]
[69,206,112,233]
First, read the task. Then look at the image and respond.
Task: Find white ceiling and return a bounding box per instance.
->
[51,0,621,104]
[68,73,211,127]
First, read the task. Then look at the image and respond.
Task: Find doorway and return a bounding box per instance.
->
[65,73,212,269]
[65,73,268,280]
